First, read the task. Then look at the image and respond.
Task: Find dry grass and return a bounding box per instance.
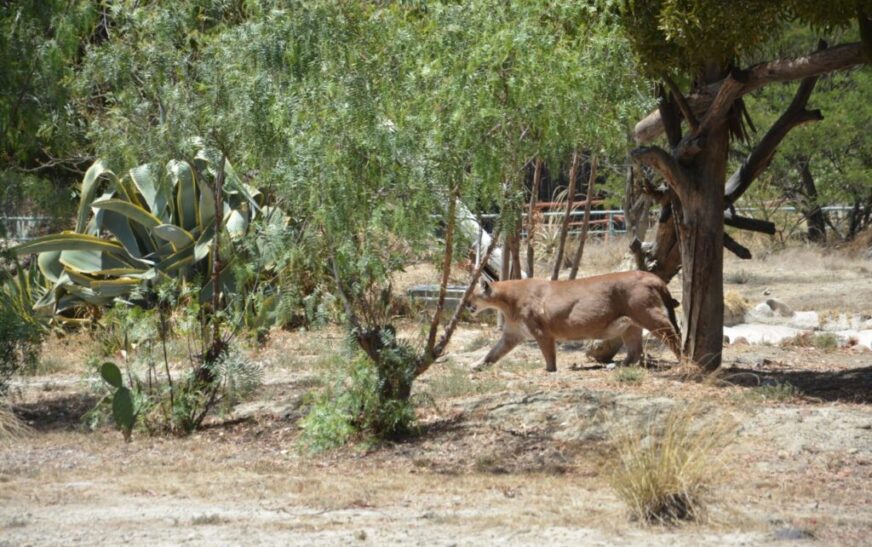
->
[780,331,840,351]
[0,402,30,443]
[608,404,736,524]
[724,290,749,326]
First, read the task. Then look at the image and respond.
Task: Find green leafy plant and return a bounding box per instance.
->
[1,260,48,393]
[98,361,136,441]
[13,151,261,319]
[300,351,417,453]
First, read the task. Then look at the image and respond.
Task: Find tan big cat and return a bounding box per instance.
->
[467,271,682,372]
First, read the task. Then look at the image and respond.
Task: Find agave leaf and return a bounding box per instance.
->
[14,232,125,255]
[156,242,196,274]
[152,224,195,249]
[97,208,145,259]
[129,163,169,220]
[59,249,135,274]
[76,160,114,233]
[168,160,198,232]
[37,250,64,283]
[225,209,249,239]
[194,220,216,262]
[91,199,162,230]
[197,178,216,227]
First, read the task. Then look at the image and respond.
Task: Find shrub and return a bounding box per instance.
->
[609,406,735,524]
[300,350,417,452]
[0,270,47,396]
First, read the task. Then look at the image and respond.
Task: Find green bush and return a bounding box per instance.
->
[300,350,417,452]
[0,261,47,394]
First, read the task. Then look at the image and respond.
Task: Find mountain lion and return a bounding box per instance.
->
[467,271,681,371]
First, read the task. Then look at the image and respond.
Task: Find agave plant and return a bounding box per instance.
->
[13,151,262,317]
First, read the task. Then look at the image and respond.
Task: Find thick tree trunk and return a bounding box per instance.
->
[679,124,728,370]
[797,158,826,243]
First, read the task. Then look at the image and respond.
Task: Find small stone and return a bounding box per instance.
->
[763,288,772,295]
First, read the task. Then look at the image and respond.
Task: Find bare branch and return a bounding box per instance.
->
[421,227,502,375]
[726,62,824,203]
[551,151,580,280]
[634,42,866,143]
[724,213,776,234]
[426,188,458,354]
[663,75,699,131]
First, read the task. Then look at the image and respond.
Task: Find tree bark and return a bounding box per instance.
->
[525,158,542,278]
[797,158,826,243]
[634,42,866,144]
[677,115,728,370]
[569,155,598,280]
[551,151,579,280]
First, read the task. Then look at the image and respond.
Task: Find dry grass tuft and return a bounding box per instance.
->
[780,331,840,351]
[608,404,736,525]
[0,402,30,443]
[724,290,749,326]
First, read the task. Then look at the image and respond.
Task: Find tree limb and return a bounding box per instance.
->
[663,75,699,131]
[420,227,502,376]
[426,188,458,355]
[630,146,691,203]
[726,61,824,204]
[723,213,776,234]
[723,233,752,259]
[634,42,866,143]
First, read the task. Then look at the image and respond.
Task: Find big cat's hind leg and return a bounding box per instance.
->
[621,324,644,365]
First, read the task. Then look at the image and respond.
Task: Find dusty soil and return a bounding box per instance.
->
[2,242,871,546]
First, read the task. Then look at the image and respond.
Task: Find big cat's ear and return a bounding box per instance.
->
[480,279,492,296]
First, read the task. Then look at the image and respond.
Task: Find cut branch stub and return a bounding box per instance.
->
[724,213,776,235]
[630,146,691,203]
[723,233,752,259]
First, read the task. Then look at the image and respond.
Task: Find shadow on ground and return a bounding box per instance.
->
[13,393,99,431]
[691,365,872,404]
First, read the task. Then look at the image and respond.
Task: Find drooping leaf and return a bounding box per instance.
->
[14,233,125,255]
[37,250,64,283]
[91,199,162,230]
[168,160,198,232]
[152,224,195,249]
[129,163,169,220]
[76,161,114,233]
[59,249,135,274]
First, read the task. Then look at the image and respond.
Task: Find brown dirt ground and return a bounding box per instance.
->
[1,241,871,546]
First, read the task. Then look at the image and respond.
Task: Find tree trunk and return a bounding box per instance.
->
[525,159,542,278]
[551,151,579,280]
[678,122,728,370]
[797,158,826,243]
[569,154,598,280]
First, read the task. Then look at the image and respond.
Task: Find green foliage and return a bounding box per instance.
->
[0,261,48,393]
[613,0,862,77]
[1,1,96,218]
[300,351,417,453]
[99,361,136,441]
[13,152,261,317]
[86,280,261,437]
